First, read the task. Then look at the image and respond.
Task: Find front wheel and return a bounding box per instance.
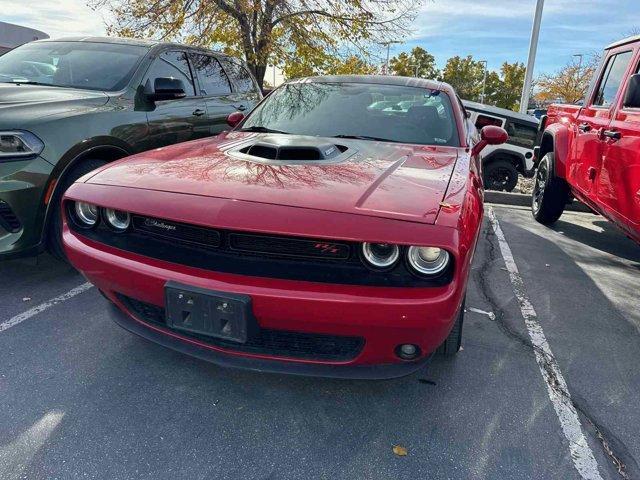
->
[483,159,518,192]
[531,153,569,225]
[438,300,464,356]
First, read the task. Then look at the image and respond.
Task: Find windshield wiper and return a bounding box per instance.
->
[239,126,290,134]
[1,80,57,87]
[331,134,400,143]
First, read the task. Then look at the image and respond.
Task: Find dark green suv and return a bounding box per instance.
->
[0,37,261,260]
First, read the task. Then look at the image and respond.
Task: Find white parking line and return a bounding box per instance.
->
[0,283,93,333]
[487,207,603,480]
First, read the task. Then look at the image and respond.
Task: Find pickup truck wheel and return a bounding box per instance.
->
[483,159,518,192]
[47,159,107,262]
[531,153,568,225]
[438,300,464,356]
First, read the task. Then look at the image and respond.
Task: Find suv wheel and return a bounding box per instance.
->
[531,153,569,225]
[438,300,464,356]
[483,159,518,192]
[47,159,107,261]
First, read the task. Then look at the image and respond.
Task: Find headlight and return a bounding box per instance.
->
[361,242,400,268]
[407,246,450,275]
[0,131,44,159]
[104,208,131,231]
[74,202,99,227]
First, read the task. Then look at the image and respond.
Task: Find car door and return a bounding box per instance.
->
[217,56,262,114]
[188,52,238,135]
[143,50,210,149]
[570,49,634,196]
[598,47,640,227]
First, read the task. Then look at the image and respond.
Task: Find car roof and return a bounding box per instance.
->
[462,99,539,125]
[33,36,227,56]
[290,75,454,94]
[606,34,640,50]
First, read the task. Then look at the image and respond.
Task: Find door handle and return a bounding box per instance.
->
[578,123,591,132]
[192,109,206,117]
[234,104,247,111]
[602,129,621,140]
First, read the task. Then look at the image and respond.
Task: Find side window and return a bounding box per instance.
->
[593,51,633,107]
[190,54,232,96]
[505,121,537,148]
[475,114,503,129]
[145,51,195,96]
[219,57,256,93]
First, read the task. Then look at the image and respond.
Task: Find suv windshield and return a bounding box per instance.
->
[242,82,459,146]
[0,41,149,91]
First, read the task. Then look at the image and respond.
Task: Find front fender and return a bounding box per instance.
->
[540,124,571,179]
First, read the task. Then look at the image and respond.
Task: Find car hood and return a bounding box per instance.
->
[85,132,460,224]
[0,84,109,128]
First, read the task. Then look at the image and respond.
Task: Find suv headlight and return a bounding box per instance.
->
[0,131,45,159]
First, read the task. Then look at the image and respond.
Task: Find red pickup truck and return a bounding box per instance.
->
[532,35,640,244]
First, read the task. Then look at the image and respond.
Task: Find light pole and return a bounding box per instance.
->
[573,53,583,71]
[519,0,545,114]
[410,63,420,77]
[380,40,402,75]
[479,60,487,104]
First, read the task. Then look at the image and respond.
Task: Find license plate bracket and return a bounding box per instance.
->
[164,281,254,343]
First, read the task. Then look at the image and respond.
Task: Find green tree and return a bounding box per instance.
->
[441,55,485,100]
[486,62,525,110]
[94,0,420,88]
[535,58,597,105]
[389,47,439,79]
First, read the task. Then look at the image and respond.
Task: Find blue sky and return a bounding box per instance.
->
[3,0,639,76]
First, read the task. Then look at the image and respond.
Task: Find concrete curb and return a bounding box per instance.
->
[484,191,592,213]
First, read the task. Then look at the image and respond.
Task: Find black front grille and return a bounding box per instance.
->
[229,232,350,260]
[68,206,454,287]
[132,216,221,247]
[117,294,364,361]
[0,201,21,233]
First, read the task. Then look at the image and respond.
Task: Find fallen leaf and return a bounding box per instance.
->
[392,445,408,457]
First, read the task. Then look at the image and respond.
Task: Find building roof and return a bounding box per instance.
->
[0,21,48,49]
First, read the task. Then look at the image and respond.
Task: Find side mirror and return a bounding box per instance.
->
[145,77,186,102]
[226,111,245,128]
[471,125,508,156]
[623,74,640,109]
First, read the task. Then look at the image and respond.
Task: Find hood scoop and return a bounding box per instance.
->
[229,135,352,164]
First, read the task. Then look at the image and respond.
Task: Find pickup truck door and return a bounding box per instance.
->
[142,50,211,150]
[598,48,640,228]
[571,49,633,197]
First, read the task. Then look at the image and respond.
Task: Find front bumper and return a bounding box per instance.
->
[0,156,53,258]
[65,228,466,379]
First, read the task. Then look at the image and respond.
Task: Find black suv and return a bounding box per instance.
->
[0,37,261,260]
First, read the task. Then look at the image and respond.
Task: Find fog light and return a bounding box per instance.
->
[396,343,420,360]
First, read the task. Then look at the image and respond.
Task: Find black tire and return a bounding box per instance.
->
[483,159,519,192]
[531,153,569,225]
[47,159,107,261]
[438,300,464,356]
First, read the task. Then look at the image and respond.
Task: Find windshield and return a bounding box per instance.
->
[0,41,149,91]
[242,82,460,146]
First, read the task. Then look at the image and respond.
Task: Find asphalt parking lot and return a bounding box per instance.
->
[1,204,639,480]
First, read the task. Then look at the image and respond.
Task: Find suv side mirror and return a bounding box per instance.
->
[623,74,640,109]
[144,77,186,102]
[226,111,245,128]
[471,125,509,156]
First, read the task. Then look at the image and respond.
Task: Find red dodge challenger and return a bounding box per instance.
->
[62,76,507,379]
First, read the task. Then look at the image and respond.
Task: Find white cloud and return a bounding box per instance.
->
[3,0,108,39]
